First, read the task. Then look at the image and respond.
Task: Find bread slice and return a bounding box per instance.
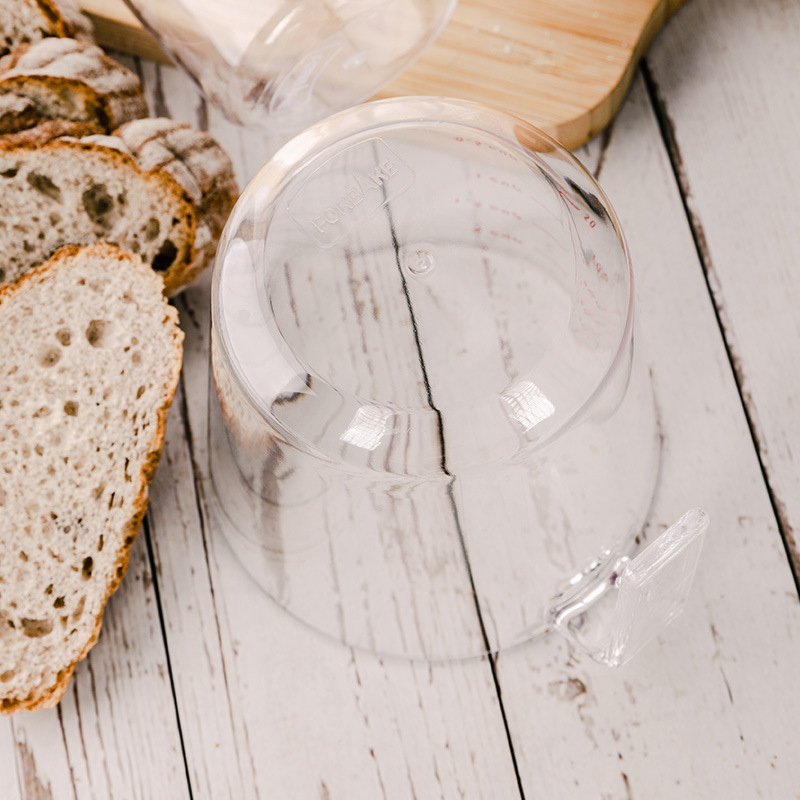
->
[0,115,100,145]
[0,243,183,714]
[0,0,92,58]
[0,117,238,295]
[0,38,148,133]
[114,117,239,290]
[0,91,39,133]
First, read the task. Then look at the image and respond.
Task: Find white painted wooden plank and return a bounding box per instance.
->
[9,712,74,800]
[497,72,800,798]
[645,0,800,575]
[135,58,206,130]
[0,721,23,800]
[375,129,657,652]
[1,528,190,799]
[211,180,490,657]
[146,383,257,800]
[61,529,189,800]
[127,63,269,798]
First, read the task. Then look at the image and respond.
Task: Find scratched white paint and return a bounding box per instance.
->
[154,276,523,799]
[0,722,22,800]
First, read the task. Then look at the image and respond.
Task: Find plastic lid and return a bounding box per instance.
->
[126,0,457,129]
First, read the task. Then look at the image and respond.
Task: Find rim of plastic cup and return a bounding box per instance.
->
[212,96,635,471]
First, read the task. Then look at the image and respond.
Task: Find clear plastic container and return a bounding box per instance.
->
[122,0,455,129]
[207,97,707,663]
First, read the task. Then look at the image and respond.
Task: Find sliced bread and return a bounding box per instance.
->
[0,242,183,714]
[0,0,92,58]
[0,91,39,133]
[0,116,100,145]
[114,117,239,290]
[0,38,148,133]
[0,117,238,295]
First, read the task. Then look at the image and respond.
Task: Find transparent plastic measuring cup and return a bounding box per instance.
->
[207,97,707,663]
[122,0,455,130]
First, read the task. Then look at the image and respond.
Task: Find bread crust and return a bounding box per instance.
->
[0,116,101,145]
[32,0,93,41]
[0,132,197,293]
[0,92,39,132]
[0,118,237,295]
[0,243,183,714]
[0,0,93,59]
[0,38,148,132]
[115,118,239,291]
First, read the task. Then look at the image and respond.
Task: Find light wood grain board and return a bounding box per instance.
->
[78,0,689,147]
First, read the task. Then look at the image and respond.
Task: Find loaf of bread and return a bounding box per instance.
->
[0,117,238,295]
[0,0,92,58]
[0,38,148,133]
[0,243,183,714]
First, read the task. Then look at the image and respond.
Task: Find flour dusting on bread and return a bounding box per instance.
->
[0,38,148,132]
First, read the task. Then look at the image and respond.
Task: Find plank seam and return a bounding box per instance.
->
[590,126,614,181]
[385,201,527,800]
[10,719,26,800]
[56,698,80,799]
[174,360,264,800]
[142,514,196,800]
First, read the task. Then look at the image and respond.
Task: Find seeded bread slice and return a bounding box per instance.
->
[0,38,148,133]
[0,117,238,295]
[0,243,183,714]
[0,0,92,59]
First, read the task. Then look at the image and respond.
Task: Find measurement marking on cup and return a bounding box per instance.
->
[454,135,521,163]
[558,187,609,278]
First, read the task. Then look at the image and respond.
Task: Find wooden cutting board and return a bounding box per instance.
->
[77,0,688,148]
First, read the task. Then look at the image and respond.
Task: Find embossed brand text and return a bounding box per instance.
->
[310,160,398,233]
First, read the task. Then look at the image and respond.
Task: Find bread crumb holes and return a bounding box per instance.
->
[40,347,61,367]
[85,320,107,346]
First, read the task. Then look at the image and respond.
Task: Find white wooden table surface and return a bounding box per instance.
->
[4,0,800,797]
